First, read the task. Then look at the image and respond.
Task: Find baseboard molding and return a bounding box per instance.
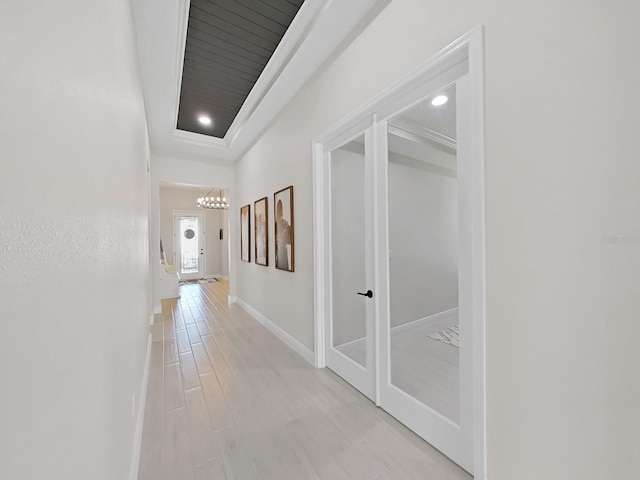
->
[149,314,154,326]
[228,295,237,304]
[236,298,315,366]
[391,307,458,337]
[129,332,152,480]
[153,304,162,315]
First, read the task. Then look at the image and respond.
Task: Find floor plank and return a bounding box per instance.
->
[179,352,201,391]
[164,362,185,412]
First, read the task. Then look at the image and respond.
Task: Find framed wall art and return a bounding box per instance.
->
[274,186,294,272]
[254,197,268,266]
[240,204,251,262]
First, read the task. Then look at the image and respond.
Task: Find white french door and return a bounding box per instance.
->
[375,68,475,473]
[315,30,484,476]
[174,211,205,280]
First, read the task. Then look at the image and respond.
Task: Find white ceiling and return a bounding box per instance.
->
[130,0,387,164]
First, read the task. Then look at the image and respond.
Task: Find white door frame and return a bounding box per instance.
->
[312,26,486,479]
[173,210,206,280]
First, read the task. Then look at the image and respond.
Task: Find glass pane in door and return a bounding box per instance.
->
[387,86,460,423]
[330,135,367,367]
[180,216,200,274]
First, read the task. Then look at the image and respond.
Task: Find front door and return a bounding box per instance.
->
[174,211,205,280]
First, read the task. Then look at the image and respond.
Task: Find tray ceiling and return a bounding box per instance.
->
[178,0,304,138]
[130,0,387,162]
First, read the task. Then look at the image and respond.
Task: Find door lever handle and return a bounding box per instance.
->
[357,290,373,298]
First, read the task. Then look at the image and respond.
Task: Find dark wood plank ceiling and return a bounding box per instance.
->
[177,0,305,138]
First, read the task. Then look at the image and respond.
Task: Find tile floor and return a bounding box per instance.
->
[137,280,471,480]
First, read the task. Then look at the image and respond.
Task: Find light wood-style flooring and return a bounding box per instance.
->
[138,280,471,480]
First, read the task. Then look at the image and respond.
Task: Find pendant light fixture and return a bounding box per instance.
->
[197,187,229,210]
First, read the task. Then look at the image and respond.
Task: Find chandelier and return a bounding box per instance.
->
[197,187,229,209]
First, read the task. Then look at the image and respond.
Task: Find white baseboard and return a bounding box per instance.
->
[129,332,152,480]
[153,304,162,315]
[236,298,315,366]
[149,314,155,326]
[391,307,458,337]
[228,295,237,304]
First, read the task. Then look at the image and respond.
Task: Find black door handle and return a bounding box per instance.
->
[357,290,373,298]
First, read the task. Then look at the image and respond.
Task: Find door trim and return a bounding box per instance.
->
[312,26,486,479]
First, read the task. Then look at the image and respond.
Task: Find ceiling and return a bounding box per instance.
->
[131,0,388,163]
[177,0,304,138]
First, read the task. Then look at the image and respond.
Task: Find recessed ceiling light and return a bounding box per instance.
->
[198,115,212,126]
[431,95,448,106]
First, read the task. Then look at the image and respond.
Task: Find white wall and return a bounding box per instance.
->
[234,123,315,350]
[150,153,234,310]
[388,152,458,327]
[234,0,640,478]
[159,184,229,277]
[0,1,151,479]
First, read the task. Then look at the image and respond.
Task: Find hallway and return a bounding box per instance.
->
[138,280,471,480]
